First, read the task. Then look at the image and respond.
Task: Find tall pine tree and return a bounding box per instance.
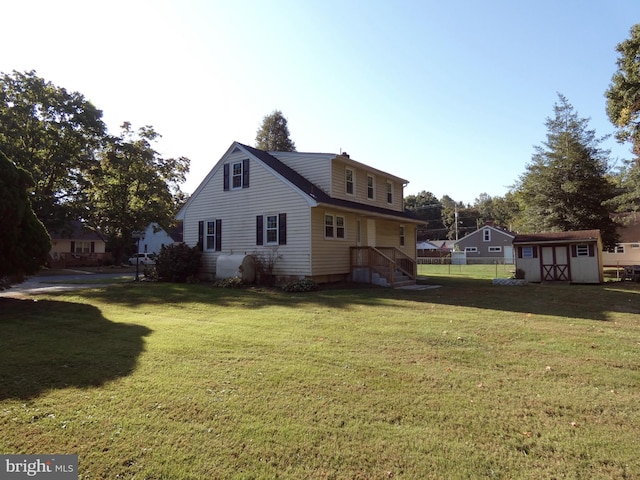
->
[255,110,296,151]
[515,94,618,248]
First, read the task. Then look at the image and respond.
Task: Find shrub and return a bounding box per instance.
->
[282,279,319,293]
[155,243,202,283]
[213,277,246,289]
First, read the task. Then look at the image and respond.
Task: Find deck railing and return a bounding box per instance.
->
[350,246,417,287]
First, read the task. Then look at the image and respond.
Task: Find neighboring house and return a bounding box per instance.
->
[513,230,603,284]
[602,214,640,267]
[176,142,422,286]
[48,220,108,267]
[455,224,516,264]
[136,222,183,256]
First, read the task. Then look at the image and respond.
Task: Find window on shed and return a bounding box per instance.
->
[520,246,537,258]
[573,244,593,257]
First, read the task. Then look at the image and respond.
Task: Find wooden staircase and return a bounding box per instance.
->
[350,247,417,288]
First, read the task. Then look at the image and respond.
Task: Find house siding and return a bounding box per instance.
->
[271,152,333,195]
[330,158,405,212]
[182,151,313,279]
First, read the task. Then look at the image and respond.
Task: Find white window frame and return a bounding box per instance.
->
[399,225,405,246]
[522,246,534,258]
[231,161,243,189]
[576,244,589,257]
[325,213,346,240]
[74,241,91,254]
[488,246,502,253]
[386,181,393,204]
[465,246,478,253]
[345,168,354,195]
[265,214,279,245]
[367,174,375,200]
[205,220,217,250]
[483,229,491,242]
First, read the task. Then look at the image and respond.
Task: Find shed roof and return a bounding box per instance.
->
[513,230,601,244]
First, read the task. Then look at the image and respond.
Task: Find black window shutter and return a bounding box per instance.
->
[256,216,263,245]
[223,164,230,191]
[571,245,577,257]
[517,247,522,258]
[215,219,222,252]
[198,221,204,251]
[91,241,95,253]
[243,159,250,188]
[278,213,287,245]
[70,241,75,253]
[533,247,538,258]
[588,244,595,257]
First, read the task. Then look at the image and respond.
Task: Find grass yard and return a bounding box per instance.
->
[1,271,640,479]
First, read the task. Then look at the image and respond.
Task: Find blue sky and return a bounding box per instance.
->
[2,0,638,204]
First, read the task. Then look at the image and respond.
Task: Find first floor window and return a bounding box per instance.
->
[488,246,502,253]
[325,213,346,239]
[257,213,287,246]
[465,246,477,253]
[205,220,222,251]
[73,241,93,254]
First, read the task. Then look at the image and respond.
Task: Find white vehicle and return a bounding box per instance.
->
[128,253,156,265]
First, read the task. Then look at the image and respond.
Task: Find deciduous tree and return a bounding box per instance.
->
[86,123,189,263]
[0,70,106,228]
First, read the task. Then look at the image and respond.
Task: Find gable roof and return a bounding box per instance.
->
[48,220,104,242]
[456,224,515,244]
[513,230,601,244]
[179,142,421,223]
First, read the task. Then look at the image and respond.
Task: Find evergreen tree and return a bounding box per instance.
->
[255,110,296,151]
[515,94,618,248]
[0,152,51,288]
[606,24,640,157]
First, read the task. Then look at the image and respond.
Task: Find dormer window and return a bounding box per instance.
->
[367,174,374,200]
[346,168,354,195]
[386,181,393,204]
[223,159,250,191]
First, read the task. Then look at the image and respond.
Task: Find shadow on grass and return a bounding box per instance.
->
[0,297,152,400]
[67,277,640,323]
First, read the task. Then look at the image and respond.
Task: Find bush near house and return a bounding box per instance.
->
[154,243,202,282]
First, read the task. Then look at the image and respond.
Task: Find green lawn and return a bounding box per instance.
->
[1,272,640,479]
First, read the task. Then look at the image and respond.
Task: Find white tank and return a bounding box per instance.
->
[215,254,256,283]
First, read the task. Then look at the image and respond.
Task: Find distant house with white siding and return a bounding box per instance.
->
[135,222,183,256]
[176,142,422,286]
[602,214,640,267]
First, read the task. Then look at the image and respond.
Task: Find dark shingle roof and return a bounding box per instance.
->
[238,143,420,222]
[48,220,105,241]
[513,230,601,244]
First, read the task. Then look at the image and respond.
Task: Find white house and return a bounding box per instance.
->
[135,222,183,256]
[176,142,422,286]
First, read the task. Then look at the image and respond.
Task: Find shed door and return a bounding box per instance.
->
[541,246,570,281]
